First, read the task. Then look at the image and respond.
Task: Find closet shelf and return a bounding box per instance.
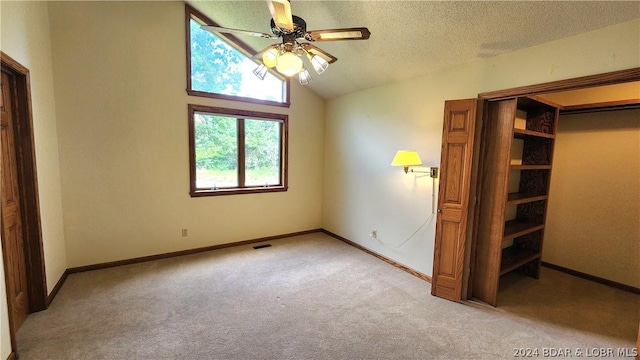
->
[503,219,544,241]
[510,164,552,170]
[506,192,548,205]
[513,128,556,139]
[500,247,541,276]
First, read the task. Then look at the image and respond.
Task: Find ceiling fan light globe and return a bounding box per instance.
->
[276,51,303,77]
[310,55,329,74]
[262,49,278,68]
[298,68,312,85]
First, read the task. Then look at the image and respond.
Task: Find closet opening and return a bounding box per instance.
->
[465,68,638,346]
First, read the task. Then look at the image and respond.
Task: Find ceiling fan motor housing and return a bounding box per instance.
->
[271,15,307,43]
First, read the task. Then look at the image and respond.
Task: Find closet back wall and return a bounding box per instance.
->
[543,108,640,288]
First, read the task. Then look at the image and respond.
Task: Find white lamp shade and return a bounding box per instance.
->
[391,150,423,167]
[276,52,303,77]
[298,68,312,85]
[310,54,329,74]
[252,63,268,80]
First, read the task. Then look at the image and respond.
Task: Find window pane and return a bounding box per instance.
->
[189,18,285,103]
[194,113,238,188]
[245,119,281,186]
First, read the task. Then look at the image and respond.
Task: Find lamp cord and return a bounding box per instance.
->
[373,213,435,249]
[373,172,439,249]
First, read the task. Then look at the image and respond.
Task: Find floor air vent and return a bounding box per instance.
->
[253,244,272,250]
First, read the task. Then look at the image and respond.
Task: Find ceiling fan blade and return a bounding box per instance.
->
[201,25,277,39]
[305,27,371,42]
[300,43,337,64]
[252,44,280,60]
[268,0,294,32]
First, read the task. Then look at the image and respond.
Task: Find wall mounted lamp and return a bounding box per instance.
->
[391,150,439,214]
[391,150,439,178]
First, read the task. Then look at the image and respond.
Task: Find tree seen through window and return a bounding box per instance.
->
[188,105,288,196]
[189,18,285,103]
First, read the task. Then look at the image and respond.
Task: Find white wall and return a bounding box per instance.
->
[48,1,325,267]
[1,1,68,357]
[323,19,640,276]
[544,109,640,288]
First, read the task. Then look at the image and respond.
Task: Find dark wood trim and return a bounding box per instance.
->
[321,229,432,283]
[479,68,640,100]
[184,3,191,97]
[238,118,246,187]
[541,262,640,295]
[45,269,70,307]
[67,229,322,274]
[190,186,288,197]
[184,4,290,108]
[187,104,289,197]
[186,90,291,109]
[187,104,197,195]
[186,4,256,57]
[281,115,289,190]
[1,53,48,312]
[188,105,289,120]
[527,95,564,110]
[1,52,48,357]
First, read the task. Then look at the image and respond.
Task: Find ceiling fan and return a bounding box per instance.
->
[201,0,371,85]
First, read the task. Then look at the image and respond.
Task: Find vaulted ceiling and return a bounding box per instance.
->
[188,1,640,100]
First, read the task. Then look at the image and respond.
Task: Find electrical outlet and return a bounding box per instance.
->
[181,228,188,237]
[369,229,377,239]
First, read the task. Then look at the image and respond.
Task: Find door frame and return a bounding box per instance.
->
[1,51,48,353]
[463,67,640,299]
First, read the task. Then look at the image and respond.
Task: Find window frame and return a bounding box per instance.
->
[188,104,289,197]
[185,4,291,108]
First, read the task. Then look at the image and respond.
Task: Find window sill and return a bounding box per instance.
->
[186,89,290,108]
[190,185,288,197]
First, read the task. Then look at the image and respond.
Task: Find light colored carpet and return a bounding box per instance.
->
[17,233,639,359]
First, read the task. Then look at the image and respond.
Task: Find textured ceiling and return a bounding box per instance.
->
[188,1,640,100]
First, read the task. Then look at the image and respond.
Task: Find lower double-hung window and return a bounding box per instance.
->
[188,105,288,196]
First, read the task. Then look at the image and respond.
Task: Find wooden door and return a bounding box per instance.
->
[431,99,478,302]
[1,70,29,329]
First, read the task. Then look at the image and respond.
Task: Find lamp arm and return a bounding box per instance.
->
[409,167,439,178]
